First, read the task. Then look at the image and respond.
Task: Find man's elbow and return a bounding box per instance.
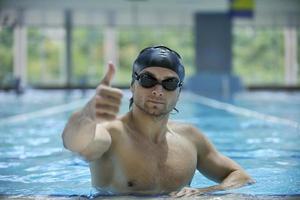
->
[61,129,87,153]
[220,169,255,190]
[61,130,76,152]
[237,169,256,187]
[244,173,256,185]
[62,131,71,150]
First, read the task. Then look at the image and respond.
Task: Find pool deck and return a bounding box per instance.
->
[1,194,300,200]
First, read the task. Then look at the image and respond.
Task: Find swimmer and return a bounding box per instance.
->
[62,45,255,197]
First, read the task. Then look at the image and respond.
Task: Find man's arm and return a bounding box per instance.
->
[171,125,255,197]
[196,129,254,189]
[62,62,123,161]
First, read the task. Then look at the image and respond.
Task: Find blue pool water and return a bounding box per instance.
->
[0,90,299,197]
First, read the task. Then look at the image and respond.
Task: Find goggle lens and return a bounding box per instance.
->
[135,73,182,91]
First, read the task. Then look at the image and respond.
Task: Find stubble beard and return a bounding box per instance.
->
[135,101,172,118]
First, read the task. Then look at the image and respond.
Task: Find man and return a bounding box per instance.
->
[62,45,254,197]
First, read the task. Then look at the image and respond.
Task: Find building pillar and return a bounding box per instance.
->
[65,9,73,87]
[186,13,243,98]
[195,13,232,74]
[284,27,298,86]
[13,9,27,90]
[104,27,118,68]
[104,10,118,70]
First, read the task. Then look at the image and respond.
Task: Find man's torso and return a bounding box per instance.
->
[89,118,198,194]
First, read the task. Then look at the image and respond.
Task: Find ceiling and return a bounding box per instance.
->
[0,0,299,27]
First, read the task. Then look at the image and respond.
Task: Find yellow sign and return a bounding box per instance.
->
[230,0,254,18]
[231,0,254,10]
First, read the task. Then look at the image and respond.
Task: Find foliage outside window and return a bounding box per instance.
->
[0,25,299,88]
[0,27,13,88]
[116,27,195,86]
[27,28,64,86]
[72,27,104,86]
[233,27,300,86]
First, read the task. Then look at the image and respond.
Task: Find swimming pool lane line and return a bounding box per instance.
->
[0,98,89,126]
[0,92,299,129]
[185,92,300,129]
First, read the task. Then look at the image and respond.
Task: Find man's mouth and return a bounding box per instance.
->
[148,99,165,104]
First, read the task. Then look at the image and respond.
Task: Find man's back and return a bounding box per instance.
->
[89,115,198,195]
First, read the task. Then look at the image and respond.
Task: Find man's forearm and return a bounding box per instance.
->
[62,63,121,158]
[170,170,254,197]
[201,169,254,193]
[219,169,255,190]
[62,109,97,152]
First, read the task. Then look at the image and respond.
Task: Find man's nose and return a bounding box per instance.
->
[151,84,163,96]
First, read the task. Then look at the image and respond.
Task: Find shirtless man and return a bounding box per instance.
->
[62,45,254,197]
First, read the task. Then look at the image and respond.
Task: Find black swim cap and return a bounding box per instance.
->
[132,45,185,81]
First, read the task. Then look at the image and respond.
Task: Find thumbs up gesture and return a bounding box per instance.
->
[88,62,123,122]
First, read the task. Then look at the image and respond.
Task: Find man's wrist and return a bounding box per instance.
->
[195,184,224,195]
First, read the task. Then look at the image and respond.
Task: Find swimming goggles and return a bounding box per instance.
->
[134,72,183,91]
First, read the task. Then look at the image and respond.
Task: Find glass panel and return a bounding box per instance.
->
[233,27,300,86]
[27,27,65,86]
[117,27,195,86]
[72,27,104,86]
[0,27,13,88]
[23,26,299,88]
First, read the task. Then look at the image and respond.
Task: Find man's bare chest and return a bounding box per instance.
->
[110,135,198,192]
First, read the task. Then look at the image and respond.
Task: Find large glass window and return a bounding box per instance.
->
[233,27,299,86]
[3,24,298,88]
[27,27,65,86]
[298,31,300,85]
[27,27,105,87]
[72,27,104,86]
[117,27,195,86]
[0,27,13,88]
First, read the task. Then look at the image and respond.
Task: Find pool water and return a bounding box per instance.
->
[0,90,86,118]
[0,90,299,197]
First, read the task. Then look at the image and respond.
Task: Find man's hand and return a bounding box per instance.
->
[87,62,123,122]
[62,62,122,153]
[169,185,222,198]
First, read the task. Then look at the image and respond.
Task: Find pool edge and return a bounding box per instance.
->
[1,194,300,200]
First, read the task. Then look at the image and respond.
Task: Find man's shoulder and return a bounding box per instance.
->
[168,121,212,152]
[168,121,205,138]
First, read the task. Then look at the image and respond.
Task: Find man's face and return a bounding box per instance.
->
[131,67,181,117]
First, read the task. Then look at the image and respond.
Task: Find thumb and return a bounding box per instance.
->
[101,61,115,86]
